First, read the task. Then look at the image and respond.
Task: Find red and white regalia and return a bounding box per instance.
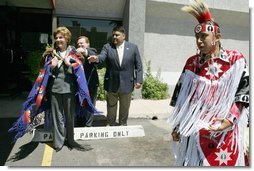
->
[169,48,249,166]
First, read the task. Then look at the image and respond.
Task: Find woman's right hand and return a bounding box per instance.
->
[51,57,58,69]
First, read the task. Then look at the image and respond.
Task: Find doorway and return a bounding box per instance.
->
[0,6,52,96]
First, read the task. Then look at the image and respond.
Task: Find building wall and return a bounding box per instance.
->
[54,0,126,19]
[150,0,248,12]
[144,0,249,95]
[51,0,249,97]
[0,0,249,98]
[124,0,146,98]
[10,0,246,97]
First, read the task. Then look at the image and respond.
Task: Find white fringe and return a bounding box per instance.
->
[173,136,202,166]
[169,58,248,166]
[169,58,245,135]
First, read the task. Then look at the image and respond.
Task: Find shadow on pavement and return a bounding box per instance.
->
[93,115,107,126]
[75,115,107,127]
[0,118,18,165]
[1,93,105,165]
[45,142,93,152]
[0,93,28,165]
[7,142,39,162]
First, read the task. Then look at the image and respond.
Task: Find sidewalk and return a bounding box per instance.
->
[0,93,173,119]
[1,95,175,166]
[95,99,173,120]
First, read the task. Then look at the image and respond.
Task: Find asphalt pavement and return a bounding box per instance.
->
[1,93,176,167]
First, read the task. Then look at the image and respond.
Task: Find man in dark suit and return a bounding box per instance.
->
[76,36,99,127]
[88,26,143,126]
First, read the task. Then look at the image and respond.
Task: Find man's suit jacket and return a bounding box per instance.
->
[84,48,99,90]
[98,41,143,94]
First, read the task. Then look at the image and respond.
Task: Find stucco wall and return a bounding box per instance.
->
[144,0,249,96]
[50,0,249,97]
[150,0,249,12]
[54,0,126,19]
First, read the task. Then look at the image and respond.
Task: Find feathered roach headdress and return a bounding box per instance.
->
[182,0,220,34]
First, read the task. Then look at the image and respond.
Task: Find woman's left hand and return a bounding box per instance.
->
[209,118,233,132]
[63,56,71,66]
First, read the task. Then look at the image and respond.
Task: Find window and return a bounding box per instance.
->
[58,17,122,52]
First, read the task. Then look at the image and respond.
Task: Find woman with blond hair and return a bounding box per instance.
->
[9,27,97,152]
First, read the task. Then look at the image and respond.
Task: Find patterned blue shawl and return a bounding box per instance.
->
[9,47,100,141]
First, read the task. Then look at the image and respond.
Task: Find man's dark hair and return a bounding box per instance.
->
[112,26,126,34]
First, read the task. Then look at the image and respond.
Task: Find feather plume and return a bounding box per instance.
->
[182,0,214,23]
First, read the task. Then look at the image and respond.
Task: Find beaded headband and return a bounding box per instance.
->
[194,23,220,34]
[182,0,221,34]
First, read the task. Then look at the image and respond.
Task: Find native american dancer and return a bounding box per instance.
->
[169,0,249,166]
[9,45,100,142]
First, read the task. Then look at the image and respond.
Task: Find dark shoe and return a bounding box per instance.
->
[65,143,73,151]
[74,145,86,151]
[107,122,119,126]
[68,142,90,151]
[55,146,63,152]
